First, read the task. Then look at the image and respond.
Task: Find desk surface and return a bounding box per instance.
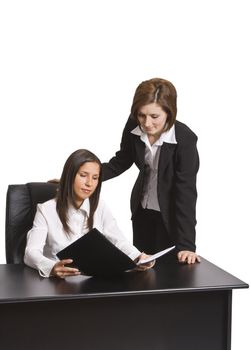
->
[0,253,248,304]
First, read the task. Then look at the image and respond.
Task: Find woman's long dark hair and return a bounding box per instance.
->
[56,149,102,234]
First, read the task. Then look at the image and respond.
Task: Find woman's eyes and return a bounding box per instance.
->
[151,114,159,119]
[138,114,159,119]
[79,173,99,180]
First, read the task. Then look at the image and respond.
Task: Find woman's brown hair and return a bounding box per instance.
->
[130,78,177,131]
[56,149,102,234]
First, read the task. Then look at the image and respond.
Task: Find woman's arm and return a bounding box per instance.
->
[102,117,136,180]
[98,200,154,270]
[24,205,80,277]
[99,199,141,260]
[174,127,199,256]
[24,205,57,277]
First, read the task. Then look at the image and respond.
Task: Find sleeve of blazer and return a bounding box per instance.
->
[174,124,199,252]
[102,117,136,181]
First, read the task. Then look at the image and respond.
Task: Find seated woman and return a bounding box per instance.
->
[24,149,154,278]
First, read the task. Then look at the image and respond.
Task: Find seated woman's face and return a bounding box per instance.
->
[73,161,100,206]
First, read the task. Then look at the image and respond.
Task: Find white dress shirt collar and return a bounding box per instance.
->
[130,124,177,146]
[68,198,90,217]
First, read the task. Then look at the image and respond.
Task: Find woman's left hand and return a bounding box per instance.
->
[177,251,201,264]
[134,253,155,271]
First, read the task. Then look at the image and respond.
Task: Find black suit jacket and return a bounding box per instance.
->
[102,117,199,252]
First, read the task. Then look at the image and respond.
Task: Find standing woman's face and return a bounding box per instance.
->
[137,102,168,140]
[73,161,100,207]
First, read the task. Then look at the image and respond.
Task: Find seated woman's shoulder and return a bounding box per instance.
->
[37,198,57,211]
[96,197,107,209]
[95,197,113,216]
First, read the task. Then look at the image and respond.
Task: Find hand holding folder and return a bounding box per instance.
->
[57,228,175,277]
[137,246,175,265]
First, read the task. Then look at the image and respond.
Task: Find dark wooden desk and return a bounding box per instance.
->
[0,253,248,350]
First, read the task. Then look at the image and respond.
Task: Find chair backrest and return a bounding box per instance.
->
[5,182,58,264]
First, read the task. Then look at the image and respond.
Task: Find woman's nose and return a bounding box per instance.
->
[85,178,92,187]
[144,116,152,127]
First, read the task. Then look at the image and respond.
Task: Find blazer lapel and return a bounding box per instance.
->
[133,135,176,172]
[158,142,176,173]
[134,136,146,169]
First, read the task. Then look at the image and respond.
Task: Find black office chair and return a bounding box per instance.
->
[5,182,58,264]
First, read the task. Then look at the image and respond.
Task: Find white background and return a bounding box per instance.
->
[0,1,249,348]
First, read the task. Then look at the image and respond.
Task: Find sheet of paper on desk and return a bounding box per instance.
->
[137,246,175,265]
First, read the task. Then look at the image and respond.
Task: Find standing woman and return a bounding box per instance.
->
[102,78,200,264]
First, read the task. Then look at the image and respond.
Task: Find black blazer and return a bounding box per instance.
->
[102,117,199,252]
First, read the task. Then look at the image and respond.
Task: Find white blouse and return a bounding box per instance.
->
[24,198,141,277]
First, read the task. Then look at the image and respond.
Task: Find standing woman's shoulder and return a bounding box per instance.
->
[123,115,138,132]
[174,120,198,144]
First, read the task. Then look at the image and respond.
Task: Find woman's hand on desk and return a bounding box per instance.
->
[51,259,81,278]
[134,253,155,271]
[177,251,201,264]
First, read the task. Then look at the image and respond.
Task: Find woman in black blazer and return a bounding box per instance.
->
[102,78,200,264]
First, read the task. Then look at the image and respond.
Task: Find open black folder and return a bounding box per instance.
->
[56,228,137,277]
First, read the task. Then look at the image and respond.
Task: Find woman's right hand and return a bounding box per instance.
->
[51,259,81,278]
[134,253,155,271]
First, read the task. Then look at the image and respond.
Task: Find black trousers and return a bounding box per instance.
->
[132,205,174,254]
